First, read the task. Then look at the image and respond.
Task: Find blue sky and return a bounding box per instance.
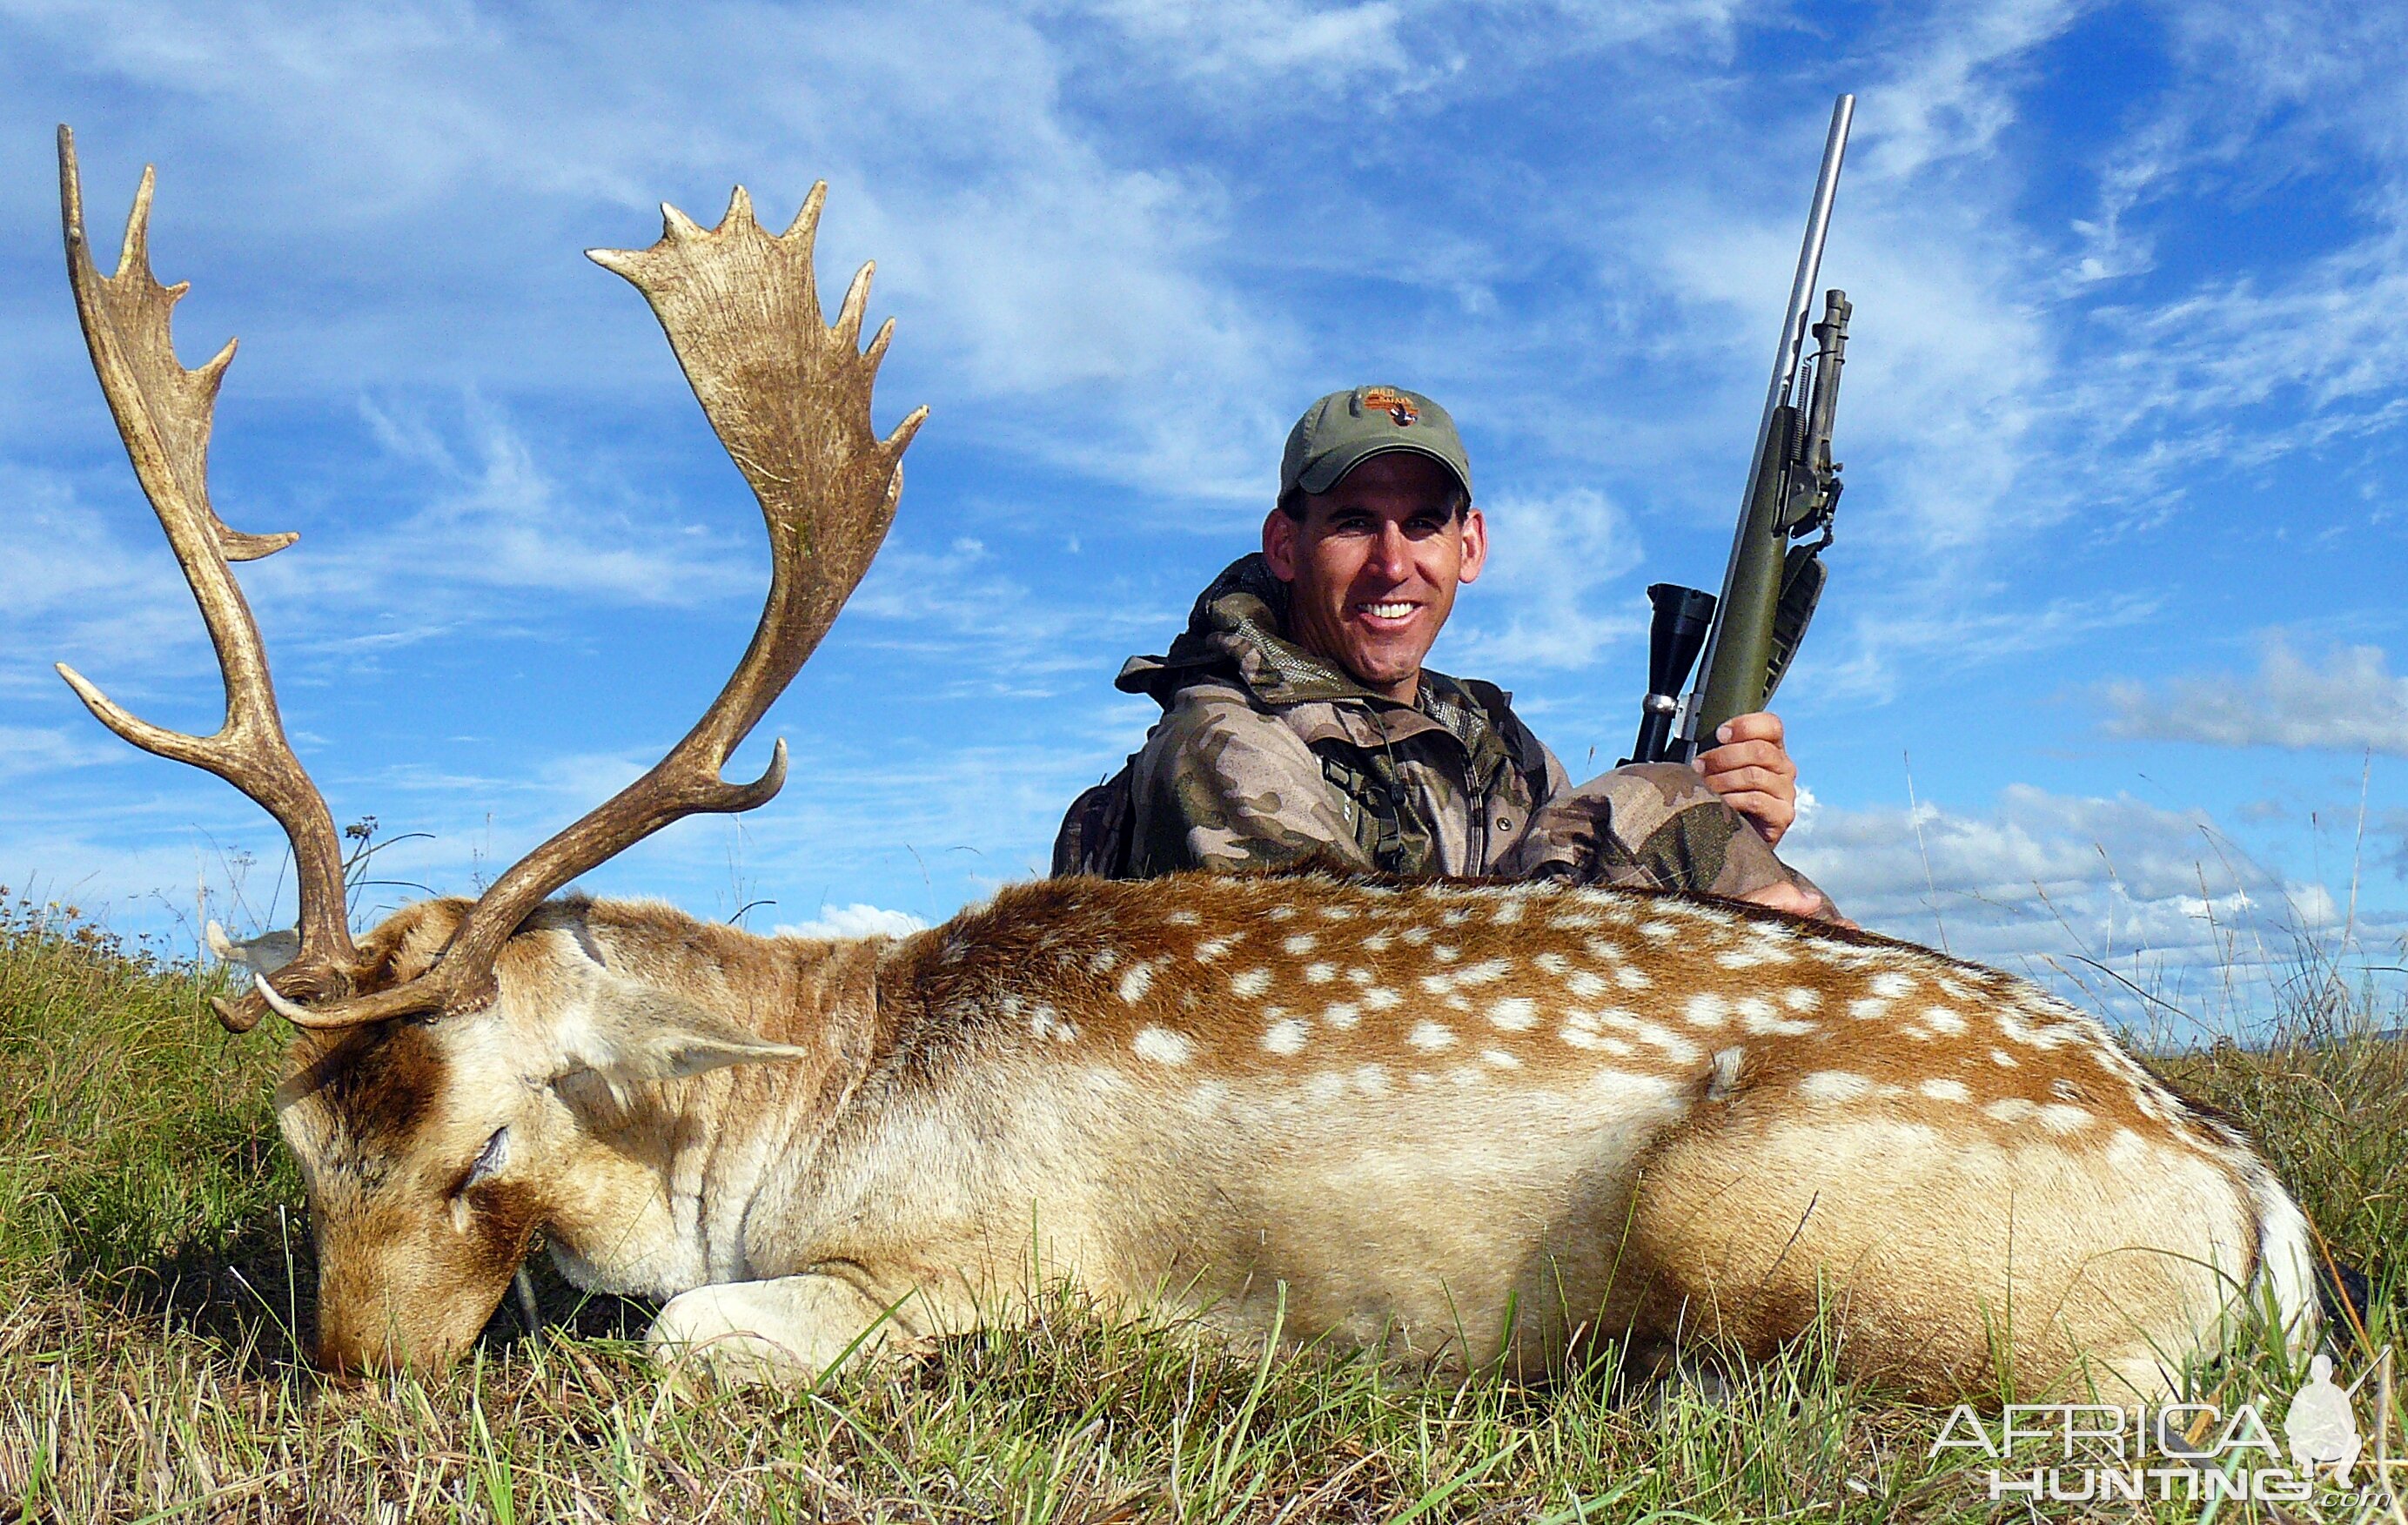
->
[3,0,2404,1036]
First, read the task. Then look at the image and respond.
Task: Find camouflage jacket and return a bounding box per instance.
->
[1053,555,1821,903]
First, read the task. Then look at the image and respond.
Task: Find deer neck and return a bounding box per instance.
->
[539,917,891,1299]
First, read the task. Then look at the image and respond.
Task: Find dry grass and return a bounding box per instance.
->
[1,890,2401,1523]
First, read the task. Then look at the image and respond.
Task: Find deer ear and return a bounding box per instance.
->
[208,919,301,977]
[559,980,815,1084]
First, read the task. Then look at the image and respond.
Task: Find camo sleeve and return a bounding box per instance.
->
[1504,762,1841,915]
[1125,686,1374,877]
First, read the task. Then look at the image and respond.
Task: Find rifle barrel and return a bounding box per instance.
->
[1683,92,1854,746]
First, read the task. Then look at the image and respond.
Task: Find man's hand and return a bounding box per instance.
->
[1694,711,1798,847]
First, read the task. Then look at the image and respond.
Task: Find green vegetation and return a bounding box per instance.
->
[1,890,2401,1522]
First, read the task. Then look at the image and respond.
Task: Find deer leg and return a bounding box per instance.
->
[647,1272,924,1384]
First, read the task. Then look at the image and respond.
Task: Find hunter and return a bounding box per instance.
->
[1054,385,1841,921]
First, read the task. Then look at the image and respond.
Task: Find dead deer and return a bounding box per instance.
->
[53,125,2317,1401]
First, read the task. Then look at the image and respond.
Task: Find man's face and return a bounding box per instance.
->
[1261,451,1486,703]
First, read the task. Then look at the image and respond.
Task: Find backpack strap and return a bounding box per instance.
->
[1050,756,1139,878]
[1460,679,1553,799]
[1317,749,1409,870]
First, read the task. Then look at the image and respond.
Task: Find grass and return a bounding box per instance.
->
[1,890,2403,1523]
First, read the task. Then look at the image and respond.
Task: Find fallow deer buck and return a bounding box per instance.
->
[54,124,2317,1401]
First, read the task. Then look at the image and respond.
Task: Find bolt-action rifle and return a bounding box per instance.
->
[1627,94,1855,767]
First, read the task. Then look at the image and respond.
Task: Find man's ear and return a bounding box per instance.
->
[557,979,815,1085]
[1455,505,1489,585]
[1262,505,1300,581]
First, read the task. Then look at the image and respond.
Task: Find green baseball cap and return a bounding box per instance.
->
[1279,386,1472,502]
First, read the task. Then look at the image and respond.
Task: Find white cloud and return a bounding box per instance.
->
[1784,782,2395,1035]
[1857,0,2081,180]
[2102,635,2408,755]
[1439,487,1644,673]
[347,397,757,608]
[0,723,126,780]
[771,903,929,940]
[1074,0,1411,95]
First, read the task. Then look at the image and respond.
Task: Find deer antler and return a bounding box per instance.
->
[52,126,358,1033]
[253,182,927,1027]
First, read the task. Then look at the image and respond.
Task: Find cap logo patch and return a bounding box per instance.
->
[1358,387,1418,427]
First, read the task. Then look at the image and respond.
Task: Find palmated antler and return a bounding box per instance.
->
[245,181,926,1027]
[53,126,358,1033]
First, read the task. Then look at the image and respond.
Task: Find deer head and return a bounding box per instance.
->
[54,127,922,1370]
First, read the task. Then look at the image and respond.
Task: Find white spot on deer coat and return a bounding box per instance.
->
[1921,1078,1971,1103]
[1487,996,1537,1031]
[1800,1071,1874,1103]
[1322,1002,1360,1030]
[1282,934,1316,955]
[1715,934,1796,969]
[1196,937,1235,962]
[1456,958,1510,987]
[2037,1103,2093,1133]
[1407,1020,1457,1051]
[1733,995,1812,1036]
[1262,1018,1308,1056]
[1683,993,1730,1028]
[1921,1006,1967,1036]
[1117,964,1154,1004]
[1559,1024,1614,1052]
[1302,962,1334,984]
[1363,988,1402,1011]
[1870,971,1914,998]
[1133,1028,1194,1066]
[1231,968,1271,998]
[1588,1011,1698,1063]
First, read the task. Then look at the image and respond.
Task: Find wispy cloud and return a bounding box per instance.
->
[2102,635,2408,755]
[1784,782,2391,1033]
[1441,488,1645,674]
[770,903,928,940]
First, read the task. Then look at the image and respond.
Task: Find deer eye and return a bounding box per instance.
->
[462,1127,508,1191]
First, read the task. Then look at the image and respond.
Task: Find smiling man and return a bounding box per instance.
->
[1056,386,1839,920]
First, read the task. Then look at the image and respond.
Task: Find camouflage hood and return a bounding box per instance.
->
[1115,554,1393,710]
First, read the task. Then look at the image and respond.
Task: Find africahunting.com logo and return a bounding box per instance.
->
[1930,1355,2389,1504]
